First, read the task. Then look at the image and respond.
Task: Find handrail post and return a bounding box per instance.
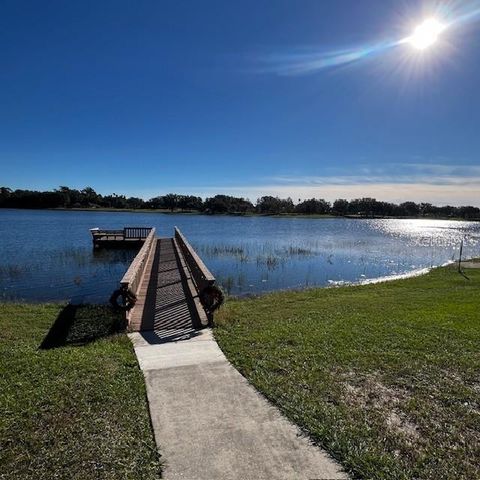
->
[174,227,218,323]
[119,228,157,324]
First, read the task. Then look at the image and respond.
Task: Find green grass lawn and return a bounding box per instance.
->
[0,304,161,479]
[215,265,480,480]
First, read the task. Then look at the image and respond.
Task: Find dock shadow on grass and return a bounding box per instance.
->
[40,304,126,349]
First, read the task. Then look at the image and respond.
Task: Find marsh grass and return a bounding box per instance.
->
[256,254,283,270]
[0,249,136,284]
[203,245,246,256]
[215,264,480,480]
[0,264,26,278]
[200,242,318,277]
[205,238,474,295]
[286,246,314,256]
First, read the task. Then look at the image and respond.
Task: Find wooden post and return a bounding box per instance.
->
[458,238,464,273]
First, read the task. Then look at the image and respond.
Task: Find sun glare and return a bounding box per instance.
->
[408,18,445,50]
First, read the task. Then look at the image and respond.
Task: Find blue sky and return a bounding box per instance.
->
[1,0,480,205]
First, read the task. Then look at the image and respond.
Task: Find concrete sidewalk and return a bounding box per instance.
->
[129,329,348,480]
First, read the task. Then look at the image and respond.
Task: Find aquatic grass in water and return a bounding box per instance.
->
[0,264,27,279]
[286,246,313,256]
[0,210,479,301]
[196,244,250,263]
[256,254,283,270]
[199,242,315,275]
[201,222,480,294]
[206,245,246,256]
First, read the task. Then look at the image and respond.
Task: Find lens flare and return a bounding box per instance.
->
[257,3,480,76]
[408,18,445,50]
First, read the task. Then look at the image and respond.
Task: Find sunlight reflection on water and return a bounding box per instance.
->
[0,210,479,302]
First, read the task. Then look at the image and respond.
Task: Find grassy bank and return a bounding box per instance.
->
[43,207,479,221]
[215,265,480,480]
[53,208,335,218]
[0,304,161,479]
[52,206,201,214]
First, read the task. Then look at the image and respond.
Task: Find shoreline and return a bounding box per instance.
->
[1,260,473,308]
[0,262,446,305]
[225,257,479,300]
[214,263,480,479]
[1,206,478,222]
[230,261,446,300]
[6,259,475,306]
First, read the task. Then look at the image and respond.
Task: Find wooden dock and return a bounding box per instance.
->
[90,227,153,248]
[112,227,219,337]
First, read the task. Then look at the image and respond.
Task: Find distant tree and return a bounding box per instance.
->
[234,197,255,213]
[56,186,72,207]
[146,196,165,209]
[437,205,457,218]
[126,197,145,209]
[256,196,294,214]
[0,186,12,197]
[204,195,254,214]
[55,186,85,207]
[102,194,127,209]
[204,195,229,213]
[0,187,12,206]
[0,184,478,219]
[37,191,64,208]
[348,198,378,217]
[379,202,397,217]
[458,205,480,219]
[419,203,434,216]
[332,198,349,216]
[295,198,331,215]
[81,187,101,206]
[0,189,63,209]
[399,201,420,217]
[162,194,178,212]
[177,195,203,211]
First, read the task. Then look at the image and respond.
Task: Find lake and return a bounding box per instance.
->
[0,209,479,303]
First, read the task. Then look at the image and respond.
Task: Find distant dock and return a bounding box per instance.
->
[90,227,153,248]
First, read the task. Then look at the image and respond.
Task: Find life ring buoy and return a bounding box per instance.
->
[110,287,137,312]
[200,285,224,313]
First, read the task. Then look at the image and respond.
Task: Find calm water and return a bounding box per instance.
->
[0,209,479,303]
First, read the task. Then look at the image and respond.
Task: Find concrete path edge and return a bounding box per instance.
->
[129,329,348,480]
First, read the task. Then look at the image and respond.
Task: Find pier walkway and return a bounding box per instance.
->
[129,238,202,334]
[110,227,347,480]
[118,227,214,339]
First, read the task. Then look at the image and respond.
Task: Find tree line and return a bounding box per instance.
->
[0,186,479,219]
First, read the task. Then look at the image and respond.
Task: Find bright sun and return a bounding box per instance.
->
[409,18,445,50]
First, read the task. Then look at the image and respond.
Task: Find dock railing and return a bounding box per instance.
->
[174,227,215,294]
[90,227,153,246]
[120,228,156,299]
[90,228,124,241]
[123,227,153,240]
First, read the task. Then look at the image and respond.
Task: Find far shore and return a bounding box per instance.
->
[1,206,478,222]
